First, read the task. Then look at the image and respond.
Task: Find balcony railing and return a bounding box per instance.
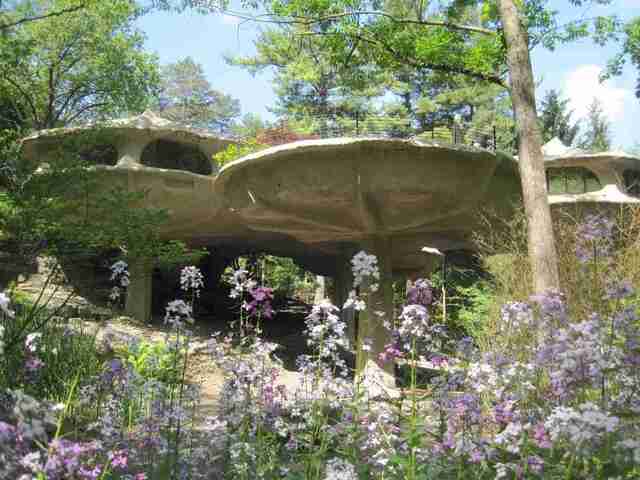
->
[262,113,499,151]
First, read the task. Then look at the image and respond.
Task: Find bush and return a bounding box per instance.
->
[124,339,183,384]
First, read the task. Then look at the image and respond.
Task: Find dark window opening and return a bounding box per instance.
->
[546,167,601,195]
[141,140,212,175]
[80,144,118,166]
[623,169,640,197]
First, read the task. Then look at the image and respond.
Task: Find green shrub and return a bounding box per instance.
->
[124,339,183,384]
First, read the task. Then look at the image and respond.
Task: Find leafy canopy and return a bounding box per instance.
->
[0,0,159,130]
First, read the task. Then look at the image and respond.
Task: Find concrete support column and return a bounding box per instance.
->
[117,137,147,168]
[332,256,356,348]
[313,275,326,304]
[125,259,153,323]
[356,236,395,390]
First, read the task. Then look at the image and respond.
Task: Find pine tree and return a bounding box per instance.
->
[539,89,580,146]
[157,57,240,133]
[579,98,612,152]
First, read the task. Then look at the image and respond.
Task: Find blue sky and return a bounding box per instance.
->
[138,1,640,148]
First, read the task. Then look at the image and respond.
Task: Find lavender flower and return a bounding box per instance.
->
[575,214,615,264]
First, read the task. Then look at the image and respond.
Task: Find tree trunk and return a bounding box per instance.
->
[498,0,560,293]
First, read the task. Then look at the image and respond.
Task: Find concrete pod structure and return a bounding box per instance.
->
[542,137,640,206]
[17,111,534,385]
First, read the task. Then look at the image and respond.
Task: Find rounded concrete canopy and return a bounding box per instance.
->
[22,114,522,276]
[216,137,521,274]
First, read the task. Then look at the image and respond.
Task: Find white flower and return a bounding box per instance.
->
[180,265,204,296]
[351,251,380,287]
[324,458,357,480]
[164,299,193,327]
[110,260,129,288]
[343,290,366,311]
[108,286,121,301]
[0,292,14,318]
[25,333,41,353]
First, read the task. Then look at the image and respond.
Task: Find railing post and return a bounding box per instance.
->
[493,125,497,151]
[355,111,360,136]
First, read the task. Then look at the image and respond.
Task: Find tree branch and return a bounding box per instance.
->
[0,3,86,31]
[299,30,507,87]
[222,9,497,36]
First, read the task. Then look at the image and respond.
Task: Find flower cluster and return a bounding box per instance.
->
[180,265,204,297]
[575,213,615,264]
[351,250,380,289]
[0,291,15,318]
[244,285,275,320]
[406,278,433,307]
[229,268,256,299]
[109,260,129,302]
[164,299,193,328]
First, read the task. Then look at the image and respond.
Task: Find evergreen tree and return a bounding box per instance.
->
[579,98,612,152]
[157,57,240,133]
[538,89,579,146]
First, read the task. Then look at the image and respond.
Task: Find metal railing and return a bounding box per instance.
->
[266,113,498,151]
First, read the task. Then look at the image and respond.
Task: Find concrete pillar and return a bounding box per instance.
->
[356,236,395,391]
[116,137,147,168]
[333,256,356,348]
[125,259,153,323]
[313,275,326,304]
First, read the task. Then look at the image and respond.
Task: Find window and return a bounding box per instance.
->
[623,169,640,197]
[141,140,212,175]
[80,144,118,166]
[546,167,601,195]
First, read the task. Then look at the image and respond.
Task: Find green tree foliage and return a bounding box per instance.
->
[605,16,640,98]
[0,0,159,130]
[233,112,268,137]
[626,17,640,98]
[579,97,612,152]
[226,27,384,119]
[538,89,580,146]
[157,56,241,133]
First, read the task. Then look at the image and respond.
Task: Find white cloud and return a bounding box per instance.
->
[222,13,240,25]
[562,64,631,122]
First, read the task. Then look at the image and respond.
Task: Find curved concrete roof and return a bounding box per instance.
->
[216,137,521,273]
[22,119,522,276]
[21,111,235,170]
[541,138,640,206]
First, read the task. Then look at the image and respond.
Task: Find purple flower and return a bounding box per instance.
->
[25,356,45,372]
[109,449,128,469]
[575,214,614,264]
[244,286,275,319]
[604,280,634,300]
[527,455,545,474]
[406,278,434,307]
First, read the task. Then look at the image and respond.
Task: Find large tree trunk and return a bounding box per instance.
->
[498,0,560,293]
